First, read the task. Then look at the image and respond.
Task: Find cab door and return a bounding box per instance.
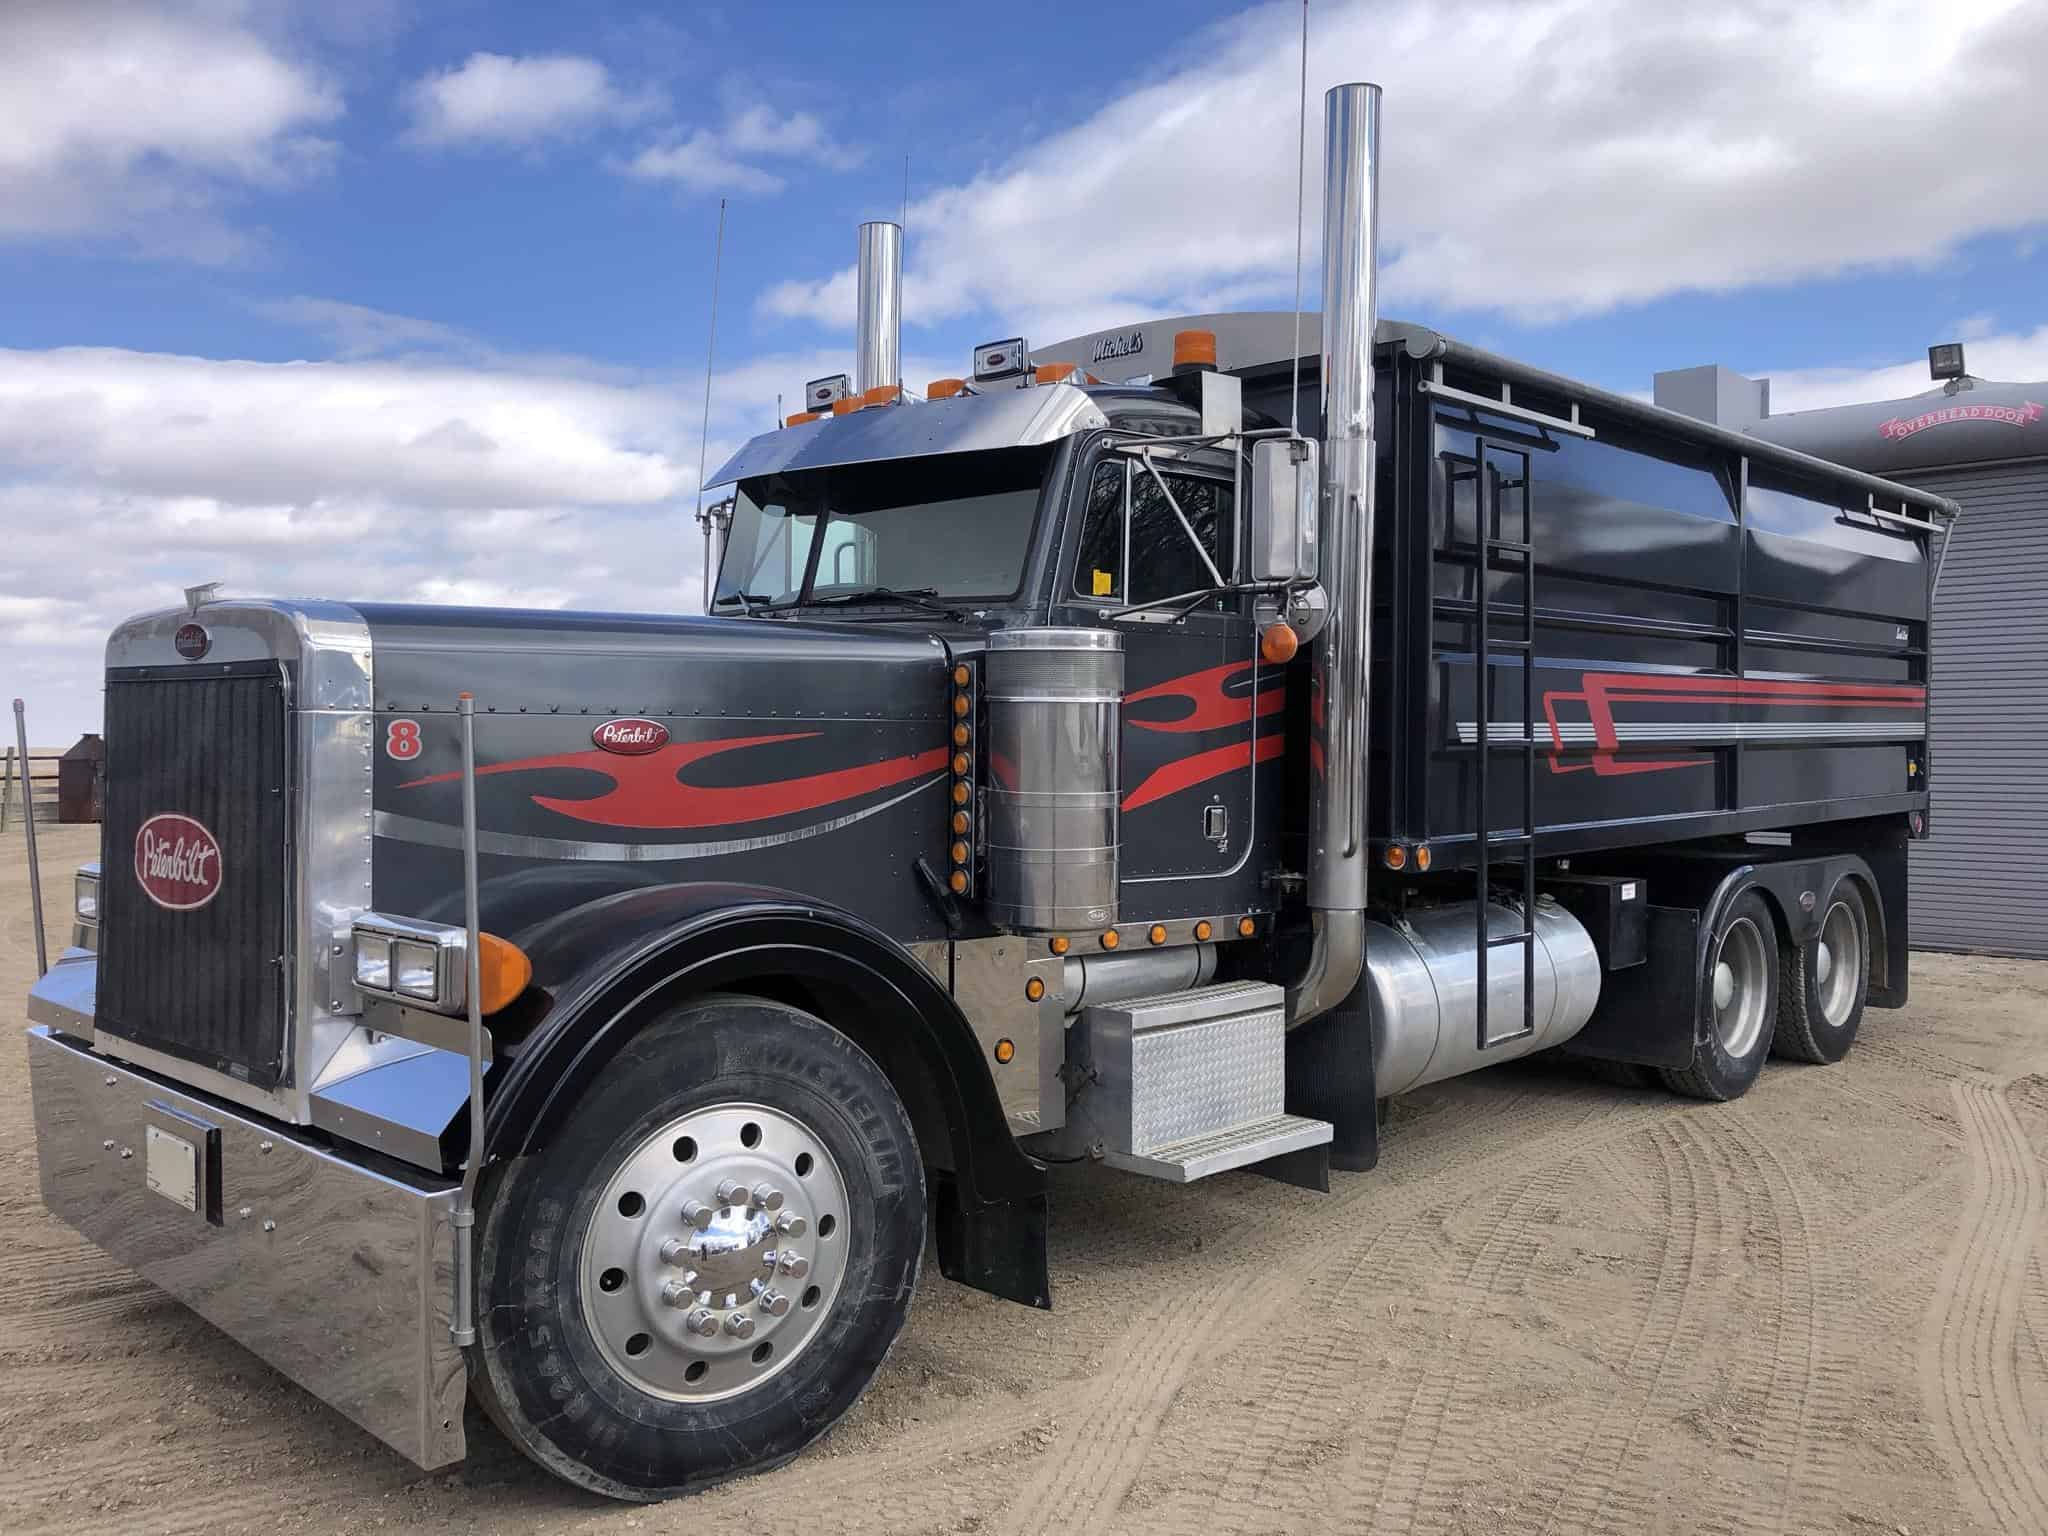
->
[1063,451,1274,916]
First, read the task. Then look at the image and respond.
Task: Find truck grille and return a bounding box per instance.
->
[98,663,292,1088]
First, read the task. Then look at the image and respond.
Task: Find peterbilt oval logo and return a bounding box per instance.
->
[134,813,223,911]
[173,623,210,660]
[592,717,670,755]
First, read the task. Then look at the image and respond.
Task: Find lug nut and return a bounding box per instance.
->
[660,1237,693,1266]
[775,1212,807,1237]
[681,1200,714,1230]
[715,1180,746,1205]
[723,1312,756,1339]
[684,1309,720,1337]
[751,1182,784,1211]
[661,1279,693,1308]
[759,1289,792,1317]
[778,1251,811,1278]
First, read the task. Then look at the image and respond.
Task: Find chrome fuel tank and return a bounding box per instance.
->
[1366,896,1602,1095]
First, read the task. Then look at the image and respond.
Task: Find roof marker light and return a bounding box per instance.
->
[927,377,967,399]
[1172,329,1218,371]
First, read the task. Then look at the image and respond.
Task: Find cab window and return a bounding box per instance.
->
[1073,460,1236,606]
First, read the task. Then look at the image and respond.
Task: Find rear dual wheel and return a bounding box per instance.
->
[1660,890,1778,1102]
[1773,884,1870,1064]
[471,995,925,1501]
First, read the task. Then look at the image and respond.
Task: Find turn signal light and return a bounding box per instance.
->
[1260,622,1300,664]
[928,377,967,399]
[1172,329,1217,371]
[478,932,533,1015]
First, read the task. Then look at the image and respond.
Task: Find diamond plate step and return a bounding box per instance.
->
[1103,1113,1333,1184]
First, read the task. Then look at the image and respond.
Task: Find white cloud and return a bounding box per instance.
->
[761,0,2048,338]
[0,335,963,741]
[624,104,864,197]
[1761,324,2048,415]
[0,0,340,261]
[403,52,656,148]
[624,133,787,195]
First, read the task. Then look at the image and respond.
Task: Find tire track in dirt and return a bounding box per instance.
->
[1919,1076,2048,1534]
[985,1083,1671,1536]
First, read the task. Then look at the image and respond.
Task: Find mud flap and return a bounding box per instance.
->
[1564,905,1702,1069]
[1283,991,1379,1173]
[931,1174,1050,1310]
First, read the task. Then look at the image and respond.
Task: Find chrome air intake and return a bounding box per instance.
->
[982,628,1122,933]
[855,220,902,397]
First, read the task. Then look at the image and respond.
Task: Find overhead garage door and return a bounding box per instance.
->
[1907,459,2048,956]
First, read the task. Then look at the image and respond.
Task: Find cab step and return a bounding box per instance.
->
[1075,980,1334,1185]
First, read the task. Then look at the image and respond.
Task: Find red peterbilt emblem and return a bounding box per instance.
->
[134,813,223,911]
[592,717,670,755]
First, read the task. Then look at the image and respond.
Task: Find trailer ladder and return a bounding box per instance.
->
[1468,434,1538,1049]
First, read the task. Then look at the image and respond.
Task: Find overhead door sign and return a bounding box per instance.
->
[1878,400,2043,441]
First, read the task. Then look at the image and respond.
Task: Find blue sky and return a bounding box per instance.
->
[3,0,2046,740]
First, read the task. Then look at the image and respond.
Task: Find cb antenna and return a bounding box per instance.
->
[1289,0,1310,435]
[693,198,728,611]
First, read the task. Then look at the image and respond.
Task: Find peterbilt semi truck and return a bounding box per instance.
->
[25,85,1955,1501]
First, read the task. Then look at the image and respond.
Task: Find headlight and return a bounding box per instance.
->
[350,914,463,1013]
[74,863,101,926]
[353,932,392,991]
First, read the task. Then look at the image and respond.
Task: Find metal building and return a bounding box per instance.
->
[1655,358,2048,957]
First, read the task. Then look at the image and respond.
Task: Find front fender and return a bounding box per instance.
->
[484,881,1046,1218]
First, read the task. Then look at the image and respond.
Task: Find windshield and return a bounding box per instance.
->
[713,445,1050,610]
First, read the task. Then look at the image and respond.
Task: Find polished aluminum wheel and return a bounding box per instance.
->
[579,1102,848,1403]
[1710,914,1770,1059]
[1815,897,1863,1027]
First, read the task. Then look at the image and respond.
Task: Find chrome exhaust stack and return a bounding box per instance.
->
[1288,82,1381,1026]
[855,220,903,397]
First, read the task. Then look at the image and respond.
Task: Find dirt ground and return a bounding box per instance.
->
[4,821,2046,1535]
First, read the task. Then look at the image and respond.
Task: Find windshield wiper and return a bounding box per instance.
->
[712,590,775,613]
[805,586,962,618]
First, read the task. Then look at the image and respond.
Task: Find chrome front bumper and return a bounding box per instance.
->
[25,1024,468,1468]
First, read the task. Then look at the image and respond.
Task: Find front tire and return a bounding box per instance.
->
[1772,883,1870,1064]
[1660,889,1778,1102]
[471,994,925,1501]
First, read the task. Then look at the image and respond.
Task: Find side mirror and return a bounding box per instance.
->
[1248,438,1319,582]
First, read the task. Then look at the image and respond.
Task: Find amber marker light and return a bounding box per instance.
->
[949,870,968,893]
[1384,844,1409,871]
[952,753,970,775]
[953,694,971,717]
[1260,621,1300,664]
[928,377,967,399]
[953,723,970,746]
[863,384,901,406]
[1049,936,1070,955]
[1416,845,1433,871]
[951,841,970,865]
[785,410,821,426]
[1148,925,1167,946]
[1100,929,1120,950]
[478,933,533,1014]
[994,1038,1016,1063]
[953,664,971,686]
[1035,362,1077,384]
[1194,920,1213,942]
[1172,328,1218,370]
[952,782,970,806]
[831,397,863,415]
[951,810,970,835]
[1024,978,1045,1002]
[1237,917,1256,937]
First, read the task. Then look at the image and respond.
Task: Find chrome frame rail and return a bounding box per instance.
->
[14,697,46,977]
[451,692,484,1348]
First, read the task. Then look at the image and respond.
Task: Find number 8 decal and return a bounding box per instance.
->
[386,719,423,761]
